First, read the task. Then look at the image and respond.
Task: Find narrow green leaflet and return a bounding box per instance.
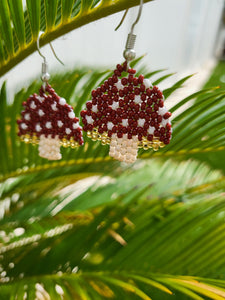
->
[61,0,74,23]
[166,278,225,300]
[26,0,41,40]
[80,0,94,13]
[44,0,58,30]
[127,274,173,295]
[163,74,194,98]
[0,0,14,56]
[156,279,204,300]
[96,276,152,300]
[0,33,6,65]
[0,83,10,174]
[152,72,175,85]
[7,0,26,47]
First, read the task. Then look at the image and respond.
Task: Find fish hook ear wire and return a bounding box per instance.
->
[115,0,144,66]
[37,31,64,90]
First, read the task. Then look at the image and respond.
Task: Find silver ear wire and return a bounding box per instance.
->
[115,0,143,62]
[37,31,64,86]
[37,31,50,85]
[129,0,143,35]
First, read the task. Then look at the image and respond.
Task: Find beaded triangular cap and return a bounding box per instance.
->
[17,84,83,160]
[81,62,172,163]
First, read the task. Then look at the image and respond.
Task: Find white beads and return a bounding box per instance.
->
[86,116,94,124]
[30,101,36,109]
[147,126,155,134]
[138,119,145,127]
[37,96,44,102]
[73,123,79,129]
[35,124,42,132]
[51,103,57,111]
[111,101,119,110]
[122,119,128,127]
[161,119,171,128]
[143,79,152,89]
[110,139,117,147]
[134,95,141,104]
[161,119,168,127]
[38,135,62,160]
[24,113,30,121]
[38,109,45,116]
[21,123,28,130]
[68,111,75,119]
[65,128,71,134]
[57,120,63,128]
[158,107,167,116]
[107,122,114,130]
[115,80,123,90]
[45,122,52,129]
[59,98,66,105]
[109,135,138,163]
[92,105,98,113]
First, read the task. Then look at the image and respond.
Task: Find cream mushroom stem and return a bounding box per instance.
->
[38,135,62,160]
[109,134,138,163]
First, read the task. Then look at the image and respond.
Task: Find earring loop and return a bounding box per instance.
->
[37,31,64,86]
[37,31,64,65]
[116,0,144,63]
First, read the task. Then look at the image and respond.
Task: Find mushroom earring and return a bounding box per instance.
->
[80,0,172,164]
[17,32,83,160]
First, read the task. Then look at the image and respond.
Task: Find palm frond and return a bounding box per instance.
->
[1,184,225,299]
[0,0,155,77]
[1,157,223,224]
[183,61,225,173]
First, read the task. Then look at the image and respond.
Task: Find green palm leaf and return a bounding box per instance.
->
[184,61,225,173]
[0,0,155,77]
[1,175,225,299]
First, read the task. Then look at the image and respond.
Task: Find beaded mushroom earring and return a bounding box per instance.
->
[17,32,83,160]
[81,0,172,163]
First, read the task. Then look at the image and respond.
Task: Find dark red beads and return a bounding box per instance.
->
[80,61,172,152]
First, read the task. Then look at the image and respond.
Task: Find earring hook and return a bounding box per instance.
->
[130,0,143,35]
[37,31,64,65]
[115,0,143,32]
[37,31,47,64]
[37,31,64,86]
[115,0,144,63]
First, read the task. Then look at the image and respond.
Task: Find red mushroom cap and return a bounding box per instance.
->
[18,84,83,146]
[81,62,172,149]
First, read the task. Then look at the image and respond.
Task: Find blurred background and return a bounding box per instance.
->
[1,0,224,95]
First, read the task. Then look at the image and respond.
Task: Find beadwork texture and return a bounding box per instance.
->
[81,62,172,163]
[17,84,83,160]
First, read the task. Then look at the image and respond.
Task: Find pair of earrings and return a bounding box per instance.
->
[17,1,172,164]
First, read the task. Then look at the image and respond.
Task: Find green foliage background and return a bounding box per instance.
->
[0,0,225,299]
